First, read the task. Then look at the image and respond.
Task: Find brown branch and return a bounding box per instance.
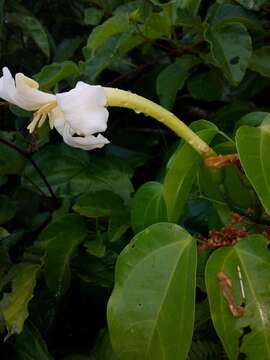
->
[104,63,152,87]
[0,138,59,207]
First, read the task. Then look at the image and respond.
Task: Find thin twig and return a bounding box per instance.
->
[0,138,58,206]
[104,63,151,87]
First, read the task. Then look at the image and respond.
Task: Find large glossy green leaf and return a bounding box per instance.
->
[131,181,167,233]
[236,120,270,215]
[249,46,270,78]
[163,125,218,222]
[37,214,87,296]
[108,223,197,360]
[23,144,133,202]
[206,235,270,359]
[15,323,54,360]
[205,23,252,85]
[0,263,40,337]
[157,55,200,110]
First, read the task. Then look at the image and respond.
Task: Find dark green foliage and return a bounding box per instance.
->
[1,1,270,359]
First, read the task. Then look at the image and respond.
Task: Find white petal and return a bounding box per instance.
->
[0,67,55,111]
[0,67,17,104]
[15,73,55,111]
[62,123,109,150]
[49,106,65,134]
[56,82,108,136]
[49,107,109,151]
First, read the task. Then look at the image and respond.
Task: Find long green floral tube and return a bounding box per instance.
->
[105,87,216,158]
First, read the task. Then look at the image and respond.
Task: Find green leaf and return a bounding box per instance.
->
[210,3,262,30]
[74,190,129,245]
[234,0,267,10]
[198,164,232,226]
[205,23,252,85]
[23,144,133,202]
[163,125,218,222]
[84,8,104,26]
[0,263,40,337]
[85,235,106,258]
[72,252,115,289]
[235,111,270,130]
[236,120,270,215]
[35,61,79,90]
[54,37,82,62]
[91,328,118,360]
[73,190,126,219]
[38,214,87,296]
[84,32,143,81]
[131,182,167,233]
[87,13,130,53]
[188,340,223,360]
[142,12,171,39]
[213,101,255,131]
[249,47,270,78]
[223,166,254,210]
[15,323,54,360]
[0,132,26,176]
[206,235,270,359]
[108,223,196,360]
[8,13,50,57]
[0,195,16,225]
[157,55,200,110]
[187,69,229,102]
[0,227,10,239]
[176,0,202,16]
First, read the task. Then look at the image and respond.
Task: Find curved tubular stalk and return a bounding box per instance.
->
[104,87,216,158]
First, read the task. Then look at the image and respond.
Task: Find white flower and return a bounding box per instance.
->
[0,67,110,151]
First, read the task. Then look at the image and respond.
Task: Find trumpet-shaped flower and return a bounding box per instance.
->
[0,67,109,150]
